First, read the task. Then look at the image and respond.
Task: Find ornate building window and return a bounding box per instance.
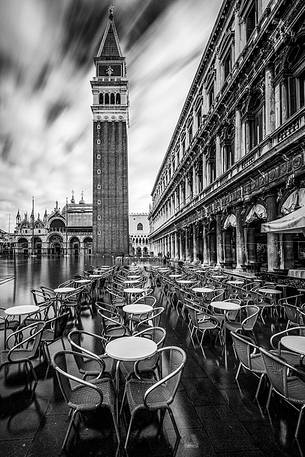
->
[105,93,109,105]
[246,88,264,151]
[137,223,143,231]
[99,93,104,104]
[245,1,257,42]
[110,93,115,104]
[208,83,214,109]
[282,36,305,120]
[116,93,121,104]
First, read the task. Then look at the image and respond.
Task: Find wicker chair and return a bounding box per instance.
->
[231,331,265,399]
[223,305,260,338]
[68,329,115,379]
[121,346,186,449]
[52,350,120,450]
[185,303,220,357]
[0,321,45,390]
[260,347,305,438]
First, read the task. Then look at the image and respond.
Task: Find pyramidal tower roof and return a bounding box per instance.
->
[97,7,122,58]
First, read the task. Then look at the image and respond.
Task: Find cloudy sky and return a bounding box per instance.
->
[0,0,222,230]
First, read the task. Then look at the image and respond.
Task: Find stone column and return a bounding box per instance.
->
[265,66,275,135]
[215,135,222,178]
[234,8,240,62]
[193,225,198,261]
[265,193,280,271]
[202,153,207,189]
[193,166,197,195]
[235,206,245,269]
[170,233,174,259]
[247,228,256,263]
[281,81,288,124]
[174,231,178,259]
[179,231,183,260]
[275,83,281,129]
[235,109,241,162]
[185,227,189,261]
[241,119,246,157]
[202,223,209,265]
[216,214,223,265]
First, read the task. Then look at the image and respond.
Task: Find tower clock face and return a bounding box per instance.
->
[98,64,122,77]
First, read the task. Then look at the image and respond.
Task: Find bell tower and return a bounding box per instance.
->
[91,7,129,256]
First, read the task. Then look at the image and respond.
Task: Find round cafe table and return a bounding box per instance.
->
[210,301,241,312]
[258,288,282,295]
[106,336,157,362]
[5,305,39,323]
[227,280,244,286]
[192,287,214,294]
[89,274,103,279]
[169,274,182,278]
[281,336,305,355]
[176,279,196,285]
[123,279,140,285]
[74,279,91,285]
[54,287,75,294]
[106,336,157,416]
[123,304,153,330]
[127,275,141,279]
[123,287,144,304]
[211,275,226,280]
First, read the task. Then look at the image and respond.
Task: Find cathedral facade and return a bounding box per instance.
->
[148,0,305,275]
[91,9,129,256]
[13,195,148,257]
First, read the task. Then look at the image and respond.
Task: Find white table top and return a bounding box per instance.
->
[211,275,226,279]
[176,279,196,284]
[74,279,91,284]
[258,288,282,295]
[195,270,205,273]
[123,279,140,284]
[210,301,241,311]
[123,288,144,294]
[5,305,39,316]
[227,280,244,285]
[169,274,182,278]
[123,304,153,315]
[106,336,157,361]
[192,287,214,293]
[54,287,75,294]
[281,336,305,355]
[89,274,103,278]
[127,275,141,279]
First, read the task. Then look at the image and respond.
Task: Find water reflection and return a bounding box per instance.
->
[0,255,114,308]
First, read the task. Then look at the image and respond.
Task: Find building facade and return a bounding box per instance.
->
[91,8,129,256]
[13,196,149,257]
[129,213,150,257]
[149,0,305,273]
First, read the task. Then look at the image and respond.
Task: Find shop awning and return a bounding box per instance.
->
[261,206,305,234]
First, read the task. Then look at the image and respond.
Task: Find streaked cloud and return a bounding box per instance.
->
[0,0,221,230]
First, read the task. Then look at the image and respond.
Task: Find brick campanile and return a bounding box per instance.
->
[91,8,129,256]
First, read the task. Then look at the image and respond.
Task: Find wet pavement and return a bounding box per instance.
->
[0,258,305,456]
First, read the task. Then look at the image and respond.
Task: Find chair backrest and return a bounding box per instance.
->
[31,289,46,306]
[231,331,260,371]
[241,305,260,330]
[212,289,225,302]
[7,321,45,358]
[135,326,166,347]
[260,347,288,396]
[134,295,157,308]
[144,346,186,408]
[52,350,104,405]
[47,311,70,340]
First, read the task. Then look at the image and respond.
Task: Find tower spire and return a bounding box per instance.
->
[97,7,122,58]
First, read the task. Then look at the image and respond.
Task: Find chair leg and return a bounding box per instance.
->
[235,362,242,381]
[124,411,136,449]
[111,408,120,444]
[266,385,273,409]
[295,405,305,438]
[167,407,180,441]
[157,409,166,436]
[255,373,264,400]
[62,409,78,450]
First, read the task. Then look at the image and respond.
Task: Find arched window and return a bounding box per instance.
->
[99,93,104,105]
[137,223,143,231]
[110,93,115,105]
[105,93,109,105]
[116,93,121,104]
[246,88,264,151]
